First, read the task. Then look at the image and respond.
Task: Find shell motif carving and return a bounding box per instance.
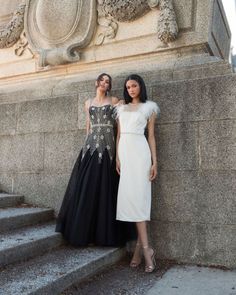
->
[0,3,25,49]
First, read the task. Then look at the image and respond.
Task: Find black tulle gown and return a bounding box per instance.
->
[56,104,136,246]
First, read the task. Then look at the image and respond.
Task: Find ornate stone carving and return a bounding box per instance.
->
[14,31,34,57]
[157,0,178,43]
[97,0,178,45]
[25,0,97,67]
[98,0,150,22]
[0,3,25,49]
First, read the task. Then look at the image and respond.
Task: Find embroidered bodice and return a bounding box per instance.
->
[82,104,116,162]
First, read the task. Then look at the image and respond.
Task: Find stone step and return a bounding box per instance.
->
[0,193,24,208]
[0,246,125,295]
[0,207,54,233]
[0,223,63,267]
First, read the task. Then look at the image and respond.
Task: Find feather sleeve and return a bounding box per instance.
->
[142,100,160,120]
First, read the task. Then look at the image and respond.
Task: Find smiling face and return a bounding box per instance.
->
[125,79,141,101]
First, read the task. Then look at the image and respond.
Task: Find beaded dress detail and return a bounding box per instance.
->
[82,104,115,163]
[56,102,136,247]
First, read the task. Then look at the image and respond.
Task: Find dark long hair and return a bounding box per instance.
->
[123,74,148,104]
[96,73,112,96]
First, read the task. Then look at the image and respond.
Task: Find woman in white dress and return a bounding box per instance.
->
[116,74,160,272]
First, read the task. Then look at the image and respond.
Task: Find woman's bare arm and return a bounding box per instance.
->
[147,113,157,181]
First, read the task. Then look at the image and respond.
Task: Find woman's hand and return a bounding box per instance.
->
[116,158,121,175]
[149,163,157,181]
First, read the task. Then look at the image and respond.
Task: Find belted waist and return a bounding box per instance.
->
[120,132,143,135]
[91,124,113,128]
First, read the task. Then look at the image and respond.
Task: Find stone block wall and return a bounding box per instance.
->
[0,61,235,268]
[151,73,236,268]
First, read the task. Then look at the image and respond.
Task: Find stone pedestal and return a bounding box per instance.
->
[0,0,232,80]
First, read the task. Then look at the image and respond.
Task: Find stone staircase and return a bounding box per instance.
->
[0,194,124,295]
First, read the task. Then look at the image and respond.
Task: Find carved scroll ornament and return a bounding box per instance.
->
[25,0,97,67]
[0,3,25,49]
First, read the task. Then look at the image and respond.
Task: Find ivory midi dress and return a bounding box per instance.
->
[116,101,160,222]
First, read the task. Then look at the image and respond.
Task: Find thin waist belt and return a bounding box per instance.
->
[91,124,113,128]
[120,132,143,135]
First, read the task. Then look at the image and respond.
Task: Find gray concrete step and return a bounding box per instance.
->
[0,223,63,267]
[0,193,24,208]
[0,207,54,233]
[0,246,125,295]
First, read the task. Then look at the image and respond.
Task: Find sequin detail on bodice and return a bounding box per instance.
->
[82,104,116,163]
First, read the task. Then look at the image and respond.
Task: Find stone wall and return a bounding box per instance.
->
[0,59,235,268]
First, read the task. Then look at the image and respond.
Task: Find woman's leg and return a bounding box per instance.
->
[136,221,155,271]
[130,236,142,267]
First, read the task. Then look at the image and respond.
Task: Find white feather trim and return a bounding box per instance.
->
[114,100,160,120]
[140,100,160,120]
[114,104,125,119]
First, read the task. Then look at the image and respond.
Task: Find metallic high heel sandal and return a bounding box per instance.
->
[143,246,156,273]
[130,243,142,268]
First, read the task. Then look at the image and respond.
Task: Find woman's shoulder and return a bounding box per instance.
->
[142,100,160,118]
[111,96,124,106]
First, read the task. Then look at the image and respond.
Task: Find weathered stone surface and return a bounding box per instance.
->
[147,266,236,295]
[152,171,199,222]
[153,74,236,123]
[151,221,236,268]
[17,96,78,133]
[0,207,54,233]
[0,223,63,267]
[0,104,16,135]
[0,173,13,193]
[0,193,23,208]
[44,130,85,172]
[0,79,58,104]
[152,171,236,224]
[200,120,236,170]
[198,169,236,226]
[0,246,124,295]
[0,133,44,172]
[157,123,199,170]
[12,172,70,212]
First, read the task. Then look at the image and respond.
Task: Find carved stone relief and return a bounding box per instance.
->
[14,31,34,57]
[25,0,97,67]
[0,0,178,67]
[0,3,25,49]
[96,0,178,45]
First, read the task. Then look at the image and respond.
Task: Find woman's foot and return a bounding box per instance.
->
[143,246,156,273]
[130,243,142,268]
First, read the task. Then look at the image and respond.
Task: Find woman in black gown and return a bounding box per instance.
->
[56,73,135,246]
